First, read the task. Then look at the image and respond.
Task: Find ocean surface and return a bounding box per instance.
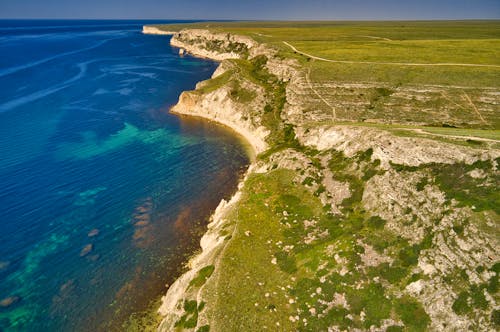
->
[0,20,249,331]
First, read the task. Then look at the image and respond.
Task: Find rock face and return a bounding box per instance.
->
[142,26,176,35]
[296,125,500,168]
[157,168,253,330]
[172,83,269,155]
[170,29,257,61]
[164,28,273,155]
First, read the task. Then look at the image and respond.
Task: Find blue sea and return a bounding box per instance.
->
[0,20,249,331]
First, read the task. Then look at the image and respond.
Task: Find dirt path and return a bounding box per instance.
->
[283,41,500,68]
[401,128,499,143]
[305,67,336,121]
[462,92,489,125]
[357,35,393,41]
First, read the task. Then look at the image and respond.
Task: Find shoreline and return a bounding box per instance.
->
[143,26,262,329]
[143,25,266,157]
[173,112,258,162]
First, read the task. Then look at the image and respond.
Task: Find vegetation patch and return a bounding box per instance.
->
[395,296,431,331]
[389,159,499,214]
[189,265,215,288]
[174,299,205,330]
[430,160,500,214]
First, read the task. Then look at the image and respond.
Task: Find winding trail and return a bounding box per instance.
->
[283,41,500,68]
[401,128,499,143]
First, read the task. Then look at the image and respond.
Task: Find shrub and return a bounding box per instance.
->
[452,291,471,315]
[189,265,215,288]
[396,296,430,331]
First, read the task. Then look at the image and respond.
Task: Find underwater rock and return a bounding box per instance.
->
[0,261,10,271]
[135,206,148,214]
[0,296,20,308]
[88,254,100,262]
[134,214,151,222]
[80,244,93,257]
[60,279,75,293]
[134,220,150,227]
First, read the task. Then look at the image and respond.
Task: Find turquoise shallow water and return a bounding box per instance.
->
[0,20,250,331]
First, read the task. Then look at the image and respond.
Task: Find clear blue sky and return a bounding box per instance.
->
[0,0,499,20]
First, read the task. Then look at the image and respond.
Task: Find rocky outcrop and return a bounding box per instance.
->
[142,26,176,35]
[296,125,500,168]
[159,28,274,154]
[170,29,257,61]
[171,80,269,155]
[143,27,255,60]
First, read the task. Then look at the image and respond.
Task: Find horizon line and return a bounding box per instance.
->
[1,18,499,21]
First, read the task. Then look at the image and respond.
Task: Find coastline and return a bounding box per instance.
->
[143,26,263,329]
[142,26,267,156]
[143,23,500,332]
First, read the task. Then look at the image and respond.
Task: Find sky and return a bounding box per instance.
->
[0,0,499,20]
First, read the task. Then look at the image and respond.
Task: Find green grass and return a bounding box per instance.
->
[389,158,500,214]
[203,169,301,331]
[154,20,500,88]
[431,160,500,214]
[452,291,470,315]
[290,38,499,64]
[189,265,215,288]
[154,20,500,42]
[369,262,408,284]
[228,81,256,103]
[154,20,500,87]
[304,121,500,141]
[196,325,210,332]
[175,299,206,330]
[395,296,431,332]
[452,283,490,316]
[492,309,500,326]
[201,149,440,330]
[419,127,500,140]
[195,70,233,94]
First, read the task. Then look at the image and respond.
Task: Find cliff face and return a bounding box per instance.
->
[144,26,499,332]
[296,125,500,168]
[142,26,176,35]
[170,29,257,61]
[172,79,269,155]
[143,27,271,154]
[150,28,276,330]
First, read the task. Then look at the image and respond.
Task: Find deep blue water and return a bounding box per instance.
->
[0,20,249,331]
